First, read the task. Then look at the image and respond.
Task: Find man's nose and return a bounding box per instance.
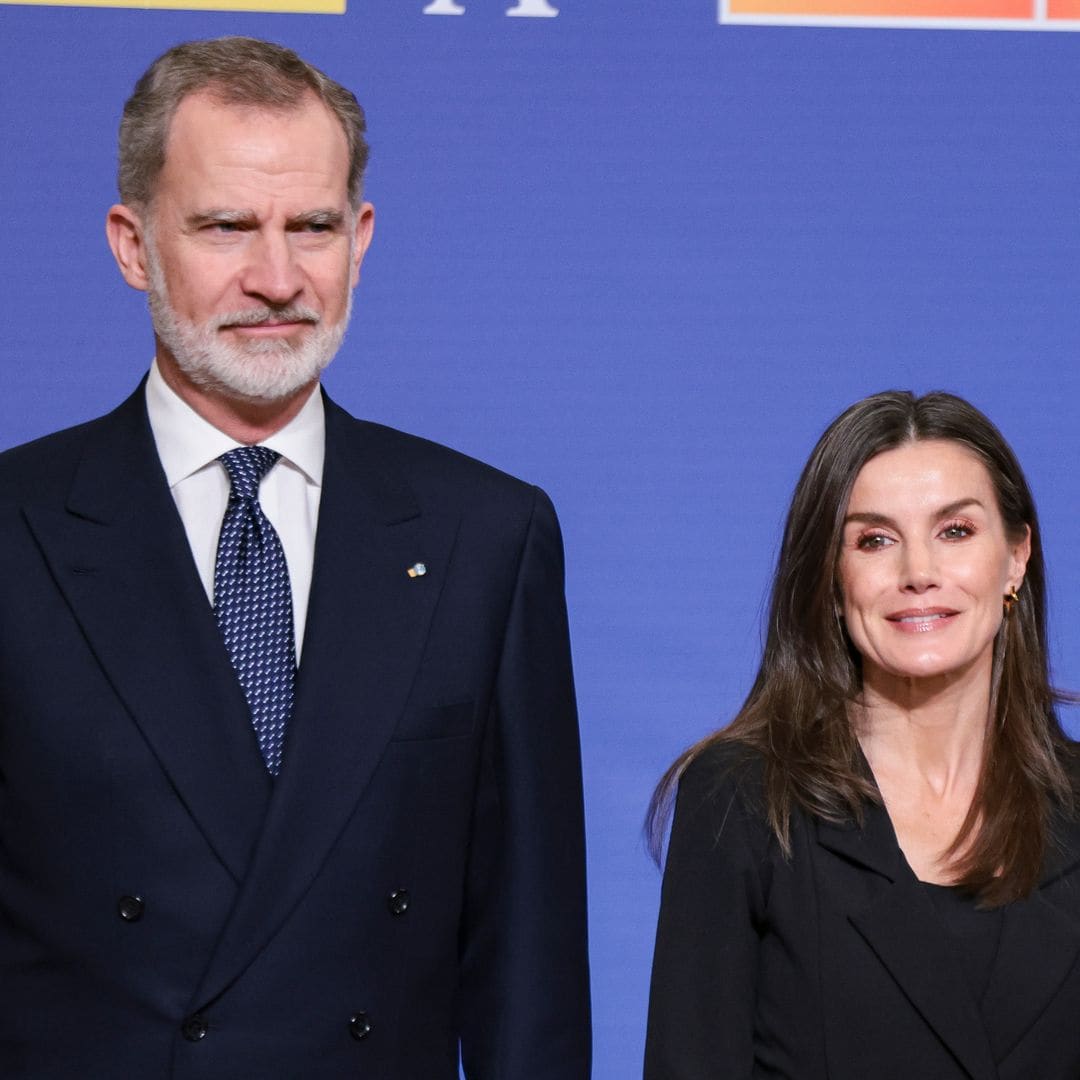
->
[240,232,304,305]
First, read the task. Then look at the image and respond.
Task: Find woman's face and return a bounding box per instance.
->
[837,439,1030,692]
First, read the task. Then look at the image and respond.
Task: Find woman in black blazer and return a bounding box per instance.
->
[645,391,1080,1080]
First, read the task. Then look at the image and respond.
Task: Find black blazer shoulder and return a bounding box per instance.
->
[667,740,774,863]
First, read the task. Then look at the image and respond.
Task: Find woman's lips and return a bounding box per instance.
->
[885,608,959,633]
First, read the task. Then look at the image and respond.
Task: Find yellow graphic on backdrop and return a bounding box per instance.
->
[2,0,342,12]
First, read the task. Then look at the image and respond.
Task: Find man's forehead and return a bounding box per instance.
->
[170,87,329,130]
[164,90,345,160]
[157,90,350,196]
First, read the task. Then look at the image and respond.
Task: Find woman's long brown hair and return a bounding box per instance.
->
[647,391,1074,907]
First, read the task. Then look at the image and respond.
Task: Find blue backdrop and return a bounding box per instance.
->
[3,4,1080,1076]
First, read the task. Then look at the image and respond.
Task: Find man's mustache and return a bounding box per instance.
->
[214,306,321,329]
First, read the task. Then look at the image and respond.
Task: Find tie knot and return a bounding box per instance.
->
[219,446,281,502]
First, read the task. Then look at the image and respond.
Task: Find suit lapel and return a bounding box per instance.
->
[817,807,999,1080]
[192,398,459,1006]
[23,386,271,884]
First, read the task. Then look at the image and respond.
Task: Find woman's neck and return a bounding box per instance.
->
[854,662,993,882]
[855,659,991,797]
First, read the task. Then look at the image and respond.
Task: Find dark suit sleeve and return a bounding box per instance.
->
[458,487,591,1080]
[644,750,769,1080]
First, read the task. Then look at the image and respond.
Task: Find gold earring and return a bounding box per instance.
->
[1003,587,1020,613]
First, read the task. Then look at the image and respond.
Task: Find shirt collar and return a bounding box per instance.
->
[145,358,325,488]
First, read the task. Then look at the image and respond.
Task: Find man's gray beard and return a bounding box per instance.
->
[145,243,351,404]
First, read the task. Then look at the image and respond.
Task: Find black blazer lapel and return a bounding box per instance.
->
[23,386,271,883]
[817,808,999,1080]
[192,397,459,1006]
[980,813,1080,1061]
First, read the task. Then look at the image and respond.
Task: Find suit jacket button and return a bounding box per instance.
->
[181,1016,208,1042]
[348,1012,372,1041]
[387,889,409,916]
[117,895,145,922]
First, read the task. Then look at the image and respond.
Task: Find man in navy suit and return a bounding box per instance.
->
[0,36,590,1078]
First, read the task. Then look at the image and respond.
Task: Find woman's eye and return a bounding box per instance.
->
[941,522,974,540]
[856,533,891,550]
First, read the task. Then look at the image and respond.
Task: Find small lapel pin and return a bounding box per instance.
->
[406,562,427,578]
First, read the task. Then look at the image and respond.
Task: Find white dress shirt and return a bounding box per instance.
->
[144,360,324,661]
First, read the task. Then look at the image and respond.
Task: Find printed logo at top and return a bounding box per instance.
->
[721,0,1080,28]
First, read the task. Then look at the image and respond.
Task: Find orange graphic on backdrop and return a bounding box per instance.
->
[729,0,1027,15]
[723,0,1080,25]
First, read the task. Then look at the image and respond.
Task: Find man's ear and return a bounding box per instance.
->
[350,201,375,288]
[106,204,151,292]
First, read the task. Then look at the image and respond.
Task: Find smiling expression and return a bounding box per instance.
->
[838,439,1030,693]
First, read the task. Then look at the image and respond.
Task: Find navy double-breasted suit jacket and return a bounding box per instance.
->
[0,383,590,1078]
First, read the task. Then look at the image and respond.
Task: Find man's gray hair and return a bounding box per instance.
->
[118,36,369,210]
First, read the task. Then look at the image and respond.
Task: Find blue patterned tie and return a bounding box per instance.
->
[214,446,295,776]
